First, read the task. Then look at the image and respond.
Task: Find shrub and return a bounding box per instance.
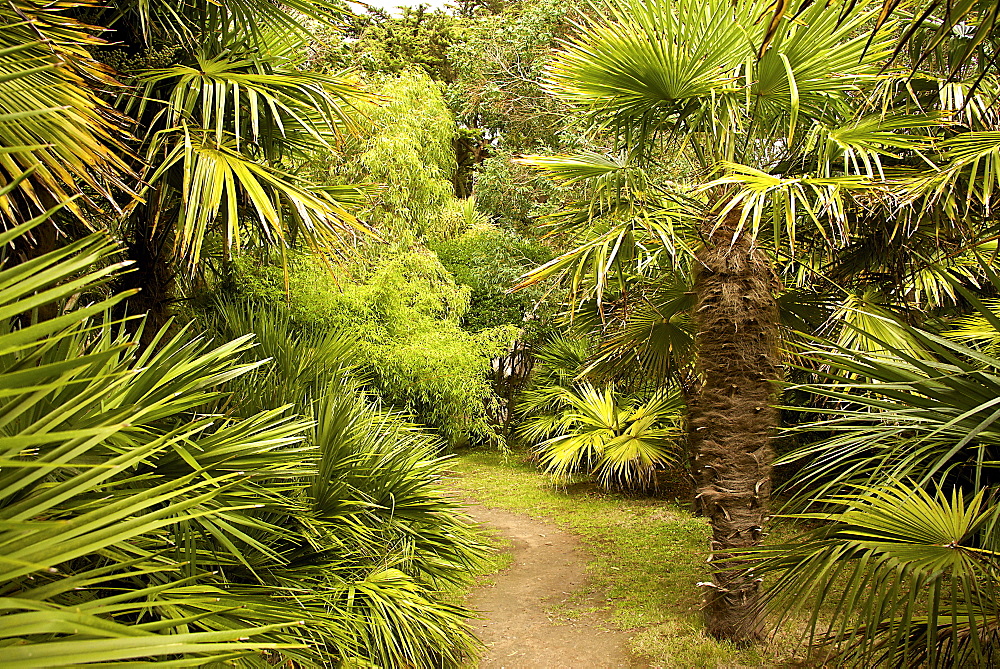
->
[226,248,517,446]
[432,221,554,332]
[513,336,685,490]
[340,71,458,244]
[0,218,489,667]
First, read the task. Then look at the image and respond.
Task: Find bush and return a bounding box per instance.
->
[514,336,685,491]
[341,71,458,244]
[432,221,554,332]
[1,220,487,667]
[226,247,518,446]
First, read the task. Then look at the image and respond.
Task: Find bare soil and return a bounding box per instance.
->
[462,503,646,669]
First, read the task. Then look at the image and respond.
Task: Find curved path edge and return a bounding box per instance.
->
[461,502,647,669]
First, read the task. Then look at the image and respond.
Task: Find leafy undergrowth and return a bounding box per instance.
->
[447,451,806,669]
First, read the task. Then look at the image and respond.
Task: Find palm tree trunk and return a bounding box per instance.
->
[689,211,780,643]
[120,216,175,346]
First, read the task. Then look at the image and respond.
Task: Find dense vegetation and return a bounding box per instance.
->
[3,0,1000,666]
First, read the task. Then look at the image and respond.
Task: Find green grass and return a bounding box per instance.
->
[446,450,803,669]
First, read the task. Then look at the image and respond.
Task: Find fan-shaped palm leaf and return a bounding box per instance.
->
[546,0,894,164]
[752,482,1000,668]
[519,382,684,490]
[144,132,365,267]
[0,215,312,665]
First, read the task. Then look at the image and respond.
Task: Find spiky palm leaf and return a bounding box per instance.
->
[519,382,684,490]
[752,482,1000,668]
[575,275,695,387]
[0,214,312,665]
[779,293,1000,503]
[0,0,131,220]
[515,0,933,396]
[513,151,701,305]
[206,299,489,668]
[129,41,370,271]
[2,212,491,666]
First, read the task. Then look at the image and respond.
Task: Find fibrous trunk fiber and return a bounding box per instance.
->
[689,213,779,643]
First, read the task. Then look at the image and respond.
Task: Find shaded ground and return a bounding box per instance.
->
[463,502,646,669]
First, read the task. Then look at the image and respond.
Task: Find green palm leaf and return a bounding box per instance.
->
[520,381,684,490]
[752,482,1000,668]
[146,133,365,267]
[0,216,310,665]
[0,0,132,219]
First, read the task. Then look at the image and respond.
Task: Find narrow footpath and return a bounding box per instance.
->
[462,503,645,669]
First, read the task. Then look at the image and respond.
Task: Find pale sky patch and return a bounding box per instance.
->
[347,0,452,14]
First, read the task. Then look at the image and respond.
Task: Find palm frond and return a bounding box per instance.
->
[752,481,1000,668]
[0,216,309,665]
[108,0,347,49]
[518,381,684,491]
[779,297,1000,501]
[143,132,366,269]
[546,0,893,164]
[0,0,132,220]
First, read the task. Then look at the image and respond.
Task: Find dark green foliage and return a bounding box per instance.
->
[432,223,554,332]
[472,147,571,228]
[310,6,460,81]
[446,0,578,148]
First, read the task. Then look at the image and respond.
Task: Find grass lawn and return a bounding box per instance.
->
[447,450,805,669]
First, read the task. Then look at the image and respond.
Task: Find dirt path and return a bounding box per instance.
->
[463,503,644,669]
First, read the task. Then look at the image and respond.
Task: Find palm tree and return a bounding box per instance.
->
[514,0,948,641]
[111,5,371,330]
[2,0,370,332]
